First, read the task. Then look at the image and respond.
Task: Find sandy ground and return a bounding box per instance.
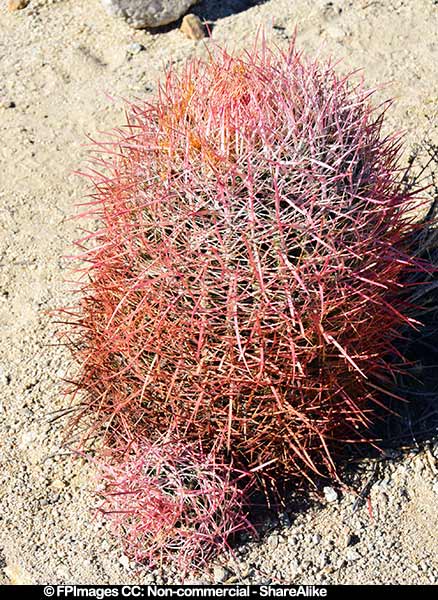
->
[1,0,438,585]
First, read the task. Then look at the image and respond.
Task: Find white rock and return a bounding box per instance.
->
[101,0,199,29]
[119,554,130,570]
[127,42,145,54]
[19,430,37,449]
[323,486,338,502]
[346,548,360,562]
[212,565,229,583]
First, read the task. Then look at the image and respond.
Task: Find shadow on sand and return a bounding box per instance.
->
[147,1,269,34]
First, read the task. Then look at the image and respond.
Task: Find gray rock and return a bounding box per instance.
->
[101,0,199,29]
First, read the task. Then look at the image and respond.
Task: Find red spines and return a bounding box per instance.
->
[60,41,430,567]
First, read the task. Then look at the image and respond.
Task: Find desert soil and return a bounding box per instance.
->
[1,0,438,585]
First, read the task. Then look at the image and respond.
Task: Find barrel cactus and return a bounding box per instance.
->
[62,41,428,563]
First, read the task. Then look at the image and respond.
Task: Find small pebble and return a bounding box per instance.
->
[319,552,328,568]
[127,42,145,55]
[180,14,206,40]
[0,99,15,109]
[119,554,130,570]
[8,0,30,11]
[50,479,65,491]
[212,565,229,583]
[19,431,37,449]
[346,548,360,562]
[0,366,12,384]
[323,486,338,503]
[279,512,291,527]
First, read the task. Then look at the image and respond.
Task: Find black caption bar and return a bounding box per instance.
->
[0,586,436,598]
[40,587,328,598]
